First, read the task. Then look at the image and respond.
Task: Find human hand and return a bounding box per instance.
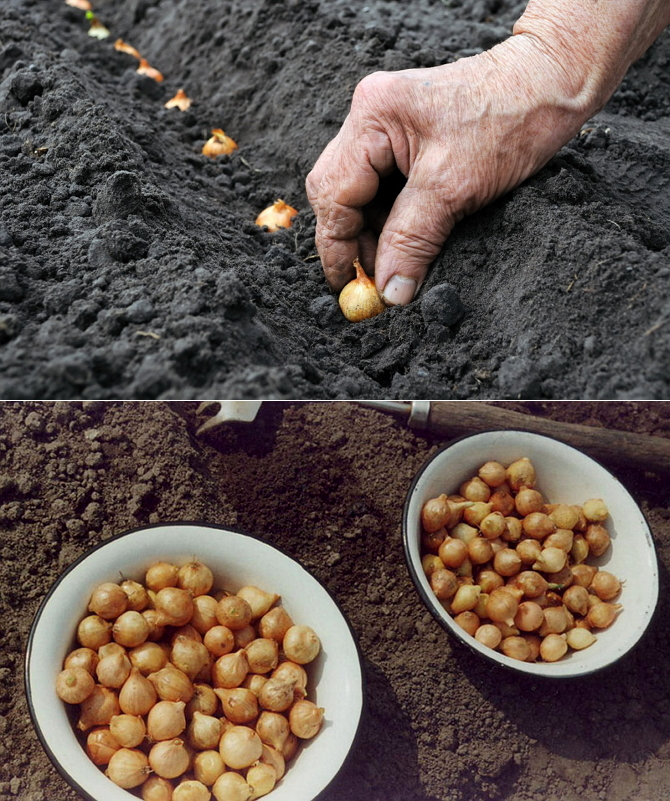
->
[306,35,594,304]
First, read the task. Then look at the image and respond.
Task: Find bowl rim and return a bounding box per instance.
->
[25,520,366,801]
[402,429,660,678]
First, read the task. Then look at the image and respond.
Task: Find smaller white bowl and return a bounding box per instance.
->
[403,430,659,677]
[26,523,364,801]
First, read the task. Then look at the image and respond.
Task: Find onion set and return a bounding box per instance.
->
[255,199,298,232]
[338,258,385,323]
[202,129,238,158]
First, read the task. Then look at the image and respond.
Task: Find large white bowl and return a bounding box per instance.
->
[26,523,364,800]
[403,430,659,677]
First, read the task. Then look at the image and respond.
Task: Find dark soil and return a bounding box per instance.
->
[4,400,670,800]
[1,1,670,400]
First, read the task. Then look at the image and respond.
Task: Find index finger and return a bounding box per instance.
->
[308,119,395,288]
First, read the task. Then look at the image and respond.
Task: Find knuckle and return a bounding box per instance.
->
[352,70,396,109]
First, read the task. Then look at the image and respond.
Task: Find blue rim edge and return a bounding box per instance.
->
[401,429,660,679]
[24,520,368,801]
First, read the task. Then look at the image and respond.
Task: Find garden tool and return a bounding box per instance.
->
[360,401,670,474]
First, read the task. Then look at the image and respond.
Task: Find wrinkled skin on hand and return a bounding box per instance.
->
[306,35,590,304]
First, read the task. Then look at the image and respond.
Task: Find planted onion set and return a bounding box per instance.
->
[56,560,324,799]
[255,200,299,233]
[420,457,623,663]
[338,259,385,322]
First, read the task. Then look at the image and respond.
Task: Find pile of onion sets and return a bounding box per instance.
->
[56,560,324,800]
[420,457,623,663]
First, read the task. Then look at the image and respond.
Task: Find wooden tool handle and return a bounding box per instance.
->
[426,402,670,474]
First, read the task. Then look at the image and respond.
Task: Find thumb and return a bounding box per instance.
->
[375,175,457,306]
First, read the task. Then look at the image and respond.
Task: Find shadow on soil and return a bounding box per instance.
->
[319,657,436,801]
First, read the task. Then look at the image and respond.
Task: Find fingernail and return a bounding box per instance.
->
[382,275,417,306]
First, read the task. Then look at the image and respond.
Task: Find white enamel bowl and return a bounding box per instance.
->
[26,523,364,800]
[403,430,659,677]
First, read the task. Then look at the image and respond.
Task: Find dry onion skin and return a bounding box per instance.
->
[114,39,141,60]
[255,199,298,232]
[338,258,385,323]
[202,129,238,158]
[57,560,325,797]
[420,458,623,664]
[136,58,164,83]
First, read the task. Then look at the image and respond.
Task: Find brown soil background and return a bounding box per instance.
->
[4,400,670,800]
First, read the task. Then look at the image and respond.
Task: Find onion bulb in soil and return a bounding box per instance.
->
[338,259,385,322]
[164,89,192,111]
[255,199,298,232]
[203,129,238,158]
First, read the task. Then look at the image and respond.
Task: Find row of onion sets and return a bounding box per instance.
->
[61,0,299,234]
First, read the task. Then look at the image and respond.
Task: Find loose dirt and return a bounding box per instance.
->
[3,400,670,800]
[1,1,669,399]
